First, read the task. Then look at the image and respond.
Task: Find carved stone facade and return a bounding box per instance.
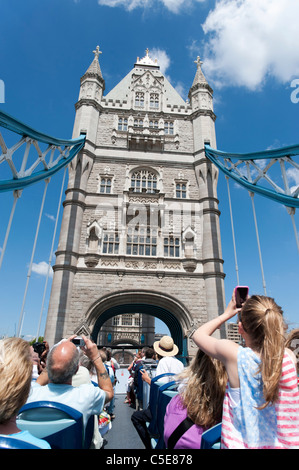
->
[44,49,226,361]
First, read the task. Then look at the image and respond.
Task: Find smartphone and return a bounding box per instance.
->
[234,286,249,308]
[72,336,85,347]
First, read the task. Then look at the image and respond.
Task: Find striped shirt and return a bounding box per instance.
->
[221,347,299,449]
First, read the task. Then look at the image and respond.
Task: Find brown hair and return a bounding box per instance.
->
[176,349,227,428]
[240,295,287,408]
[0,337,33,423]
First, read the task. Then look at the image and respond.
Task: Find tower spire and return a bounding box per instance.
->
[82,45,104,81]
[192,56,208,87]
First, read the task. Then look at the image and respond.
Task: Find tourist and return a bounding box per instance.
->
[164,349,227,449]
[131,336,184,449]
[0,337,50,448]
[27,335,113,432]
[192,292,299,448]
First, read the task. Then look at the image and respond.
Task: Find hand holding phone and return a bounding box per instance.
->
[234,286,249,309]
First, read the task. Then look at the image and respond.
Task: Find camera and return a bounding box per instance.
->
[234,286,249,308]
[33,341,46,358]
[72,336,85,348]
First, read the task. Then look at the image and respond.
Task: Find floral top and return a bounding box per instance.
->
[221,347,299,449]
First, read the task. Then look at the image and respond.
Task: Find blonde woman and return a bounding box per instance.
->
[0,337,50,448]
[164,350,227,449]
[192,293,299,449]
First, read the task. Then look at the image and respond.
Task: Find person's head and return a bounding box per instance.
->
[178,349,227,428]
[285,328,299,364]
[47,340,79,384]
[106,348,112,361]
[99,348,107,362]
[0,337,33,424]
[153,336,178,358]
[239,295,287,407]
[144,347,155,359]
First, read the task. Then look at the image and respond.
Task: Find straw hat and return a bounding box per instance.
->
[153,335,178,357]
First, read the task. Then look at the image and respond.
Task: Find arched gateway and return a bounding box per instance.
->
[44,49,226,360]
[86,290,193,360]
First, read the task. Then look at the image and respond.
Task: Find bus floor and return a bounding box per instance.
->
[102,393,145,449]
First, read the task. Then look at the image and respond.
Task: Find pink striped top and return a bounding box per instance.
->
[221,348,299,449]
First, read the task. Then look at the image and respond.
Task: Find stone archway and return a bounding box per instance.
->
[85,290,194,362]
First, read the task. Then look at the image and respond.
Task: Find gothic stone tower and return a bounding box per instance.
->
[44,48,226,360]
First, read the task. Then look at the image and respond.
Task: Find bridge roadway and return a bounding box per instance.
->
[102,367,145,449]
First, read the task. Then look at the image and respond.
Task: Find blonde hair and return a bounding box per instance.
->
[176,350,227,428]
[240,295,287,409]
[0,337,33,423]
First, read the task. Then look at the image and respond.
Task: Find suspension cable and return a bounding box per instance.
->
[225,176,240,285]
[249,192,267,295]
[35,168,67,340]
[0,190,22,270]
[17,179,50,337]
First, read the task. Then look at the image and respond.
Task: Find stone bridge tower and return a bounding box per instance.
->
[44,48,226,361]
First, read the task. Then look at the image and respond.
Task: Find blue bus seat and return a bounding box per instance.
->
[147,373,175,437]
[154,382,179,449]
[0,435,40,449]
[17,401,85,449]
[200,422,222,449]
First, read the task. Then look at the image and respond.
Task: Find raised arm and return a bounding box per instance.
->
[82,336,114,404]
[192,294,241,388]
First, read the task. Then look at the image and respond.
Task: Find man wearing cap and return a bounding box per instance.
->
[131,336,184,449]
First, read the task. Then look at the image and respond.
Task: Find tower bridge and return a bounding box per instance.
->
[0,48,298,362]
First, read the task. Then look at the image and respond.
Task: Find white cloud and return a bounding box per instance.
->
[32,261,53,278]
[97,0,205,13]
[201,0,299,89]
[150,48,171,75]
[45,213,55,222]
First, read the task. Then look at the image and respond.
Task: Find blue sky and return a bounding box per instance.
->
[0,0,298,340]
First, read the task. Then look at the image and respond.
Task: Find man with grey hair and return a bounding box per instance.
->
[27,335,113,432]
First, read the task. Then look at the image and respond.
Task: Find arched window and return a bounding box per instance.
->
[131,169,158,193]
[135,92,144,108]
[150,93,159,109]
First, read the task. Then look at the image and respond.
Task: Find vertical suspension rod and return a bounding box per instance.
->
[0,190,22,270]
[225,176,240,285]
[249,192,267,295]
[17,179,50,337]
[36,168,67,340]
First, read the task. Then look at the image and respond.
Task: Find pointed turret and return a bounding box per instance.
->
[188,55,214,113]
[81,46,104,84]
[189,55,216,150]
[189,56,213,101]
[78,46,105,103]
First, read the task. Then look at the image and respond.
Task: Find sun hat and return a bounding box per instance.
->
[153,335,179,357]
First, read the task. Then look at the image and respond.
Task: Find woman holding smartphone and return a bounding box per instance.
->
[192,291,299,449]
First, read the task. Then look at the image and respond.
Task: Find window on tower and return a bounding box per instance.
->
[126,227,157,257]
[164,237,180,257]
[135,92,144,108]
[99,177,112,194]
[164,121,174,135]
[102,231,120,254]
[175,182,187,199]
[118,117,128,131]
[150,93,159,109]
[131,170,157,193]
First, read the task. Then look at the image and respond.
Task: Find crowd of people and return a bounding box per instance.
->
[0,290,299,449]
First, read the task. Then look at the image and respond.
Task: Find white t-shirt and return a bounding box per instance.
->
[156,356,184,380]
[27,381,106,428]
